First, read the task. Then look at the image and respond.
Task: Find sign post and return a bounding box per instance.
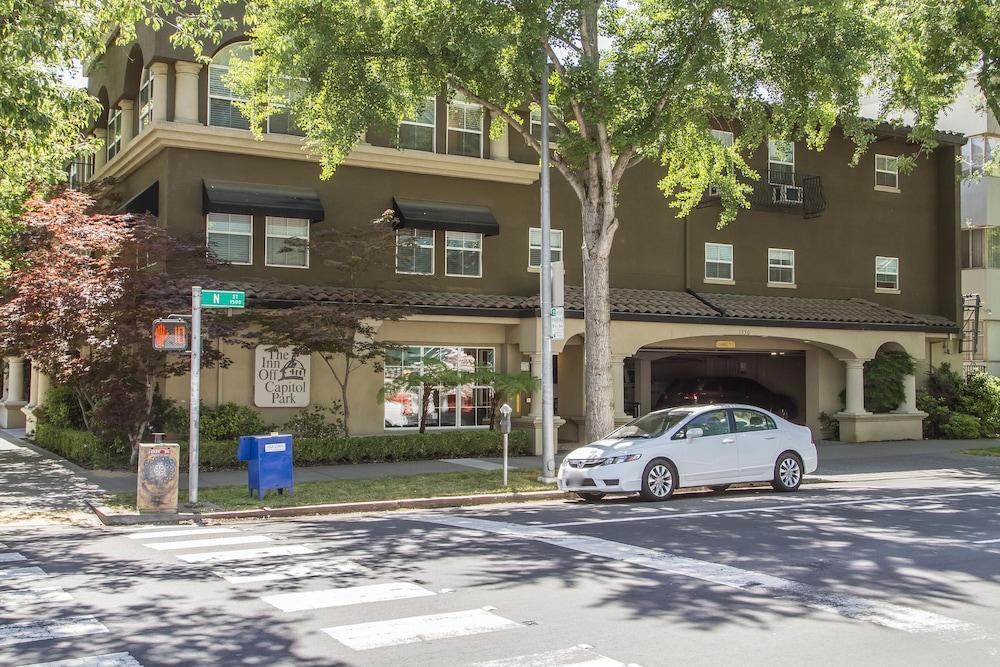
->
[538,50,556,483]
[499,403,513,487]
[188,287,202,504]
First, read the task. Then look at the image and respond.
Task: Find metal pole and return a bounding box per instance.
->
[188,286,202,504]
[539,50,556,482]
[503,432,509,486]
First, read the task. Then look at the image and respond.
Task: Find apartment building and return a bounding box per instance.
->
[0,21,967,445]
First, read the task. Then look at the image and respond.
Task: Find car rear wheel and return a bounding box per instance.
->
[771,452,803,492]
[576,492,605,502]
[640,459,677,501]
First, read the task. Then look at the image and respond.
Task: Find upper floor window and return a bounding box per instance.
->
[445,231,483,277]
[961,227,1000,269]
[530,105,560,141]
[875,154,899,190]
[705,242,733,281]
[528,227,563,268]
[768,139,795,186]
[767,248,795,285]
[399,97,436,152]
[710,129,734,146]
[209,42,253,130]
[207,213,253,265]
[107,108,122,161]
[138,69,153,131]
[68,154,94,189]
[265,217,309,268]
[875,256,899,291]
[396,228,435,275]
[963,134,1000,175]
[447,91,483,158]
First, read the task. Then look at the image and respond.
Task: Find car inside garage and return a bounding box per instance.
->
[625,349,807,424]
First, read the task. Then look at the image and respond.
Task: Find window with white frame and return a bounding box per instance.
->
[705,243,733,281]
[445,231,483,277]
[206,213,253,265]
[395,228,435,275]
[875,154,899,189]
[266,75,306,136]
[447,91,483,158]
[138,69,153,131]
[962,134,1000,175]
[875,256,899,290]
[767,248,795,285]
[711,129,734,147]
[265,217,309,268]
[107,108,122,161]
[399,97,436,152]
[528,228,563,268]
[383,346,495,429]
[208,42,253,130]
[529,105,560,141]
[768,139,795,186]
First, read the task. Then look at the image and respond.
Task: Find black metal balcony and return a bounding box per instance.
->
[698,169,827,219]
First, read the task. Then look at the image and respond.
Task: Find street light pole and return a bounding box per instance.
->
[539,50,556,482]
[188,286,202,504]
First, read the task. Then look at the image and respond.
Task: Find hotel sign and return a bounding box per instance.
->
[254,345,310,407]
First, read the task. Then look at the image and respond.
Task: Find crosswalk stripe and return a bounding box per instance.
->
[0,552,27,563]
[18,652,143,667]
[126,528,238,540]
[0,567,48,582]
[0,586,73,605]
[0,616,108,647]
[469,646,630,667]
[262,582,435,613]
[176,544,315,564]
[144,535,272,551]
[322,608,522,651]
[218,558,368,584]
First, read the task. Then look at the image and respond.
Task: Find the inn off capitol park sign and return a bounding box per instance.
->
[254,346,310,407]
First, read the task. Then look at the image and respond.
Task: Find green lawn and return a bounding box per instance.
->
[961,447,1000,457]
[109,468,556,511]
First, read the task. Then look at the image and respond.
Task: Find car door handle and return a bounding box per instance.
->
[722,437,736,444]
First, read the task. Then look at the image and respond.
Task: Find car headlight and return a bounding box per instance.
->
[603,454,641,465]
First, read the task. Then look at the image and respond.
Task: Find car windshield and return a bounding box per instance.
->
[607,409,693,439]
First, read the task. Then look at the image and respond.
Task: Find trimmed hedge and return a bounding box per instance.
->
[33,424,531,471]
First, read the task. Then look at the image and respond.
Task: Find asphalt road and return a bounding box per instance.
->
[2,471,1000,667]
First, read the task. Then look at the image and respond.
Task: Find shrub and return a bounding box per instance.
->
[167,403,269,441]
[959,371,1000,437]
[864,350,916,413]
[917,390,952,438]
[283,404,347,439]
[37,385,86,430]
[34,423,130,469]
[817,412,840,440]
[941,413,982,440]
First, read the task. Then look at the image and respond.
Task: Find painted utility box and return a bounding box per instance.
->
[136,443,180,512]
[237,434,294,500]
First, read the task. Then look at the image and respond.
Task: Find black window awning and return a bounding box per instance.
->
[118,181,159,216]
[203,180,324,221]
[392,198,499,236]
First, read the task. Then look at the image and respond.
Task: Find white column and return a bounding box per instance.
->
[92,128,107,174]
[174,61,203,124]
[490,119,510,161]
[528,353,543,418]
[637,356,652,416]
[0,357,26,429]
[23,371,50,437]
[611,354,629,422]
[843,358,869,415]
[150,62,169,123]
[894,373,918,414]
[118,99,135,150]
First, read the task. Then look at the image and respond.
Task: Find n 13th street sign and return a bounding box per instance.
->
[201,290,246,309]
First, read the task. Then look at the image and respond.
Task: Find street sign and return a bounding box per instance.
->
[550,306,565,340]
[201,289,245,309]
[152,318,189,351]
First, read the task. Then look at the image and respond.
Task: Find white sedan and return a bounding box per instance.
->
[557,404,818,501]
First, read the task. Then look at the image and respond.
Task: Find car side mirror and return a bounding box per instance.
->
[686,427,704,440]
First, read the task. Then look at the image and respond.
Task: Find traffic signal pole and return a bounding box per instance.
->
[188,286,202,504]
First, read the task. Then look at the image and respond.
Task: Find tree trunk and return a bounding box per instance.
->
[130,375,156,467]
[340,360,351,437]
[581,202,616,443]
[489,391,502,431]
[419,382,432,434]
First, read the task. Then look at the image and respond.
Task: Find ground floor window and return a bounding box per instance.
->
[383,346,494,429]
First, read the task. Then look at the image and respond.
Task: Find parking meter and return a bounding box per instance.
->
[499,404,513,485]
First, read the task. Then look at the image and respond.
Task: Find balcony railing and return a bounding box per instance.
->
[67,157,94,190]
[698,169,827,219]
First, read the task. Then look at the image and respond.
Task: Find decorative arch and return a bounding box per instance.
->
[121,43,144,102]
[95,86,110,128]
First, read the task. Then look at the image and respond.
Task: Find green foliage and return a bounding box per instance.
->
[864,350,916,414]
[149,394,187,436]
[199,403,269,441]
[941,413,982,440]
[818,412,840,441]
[34,423,129,469]
[283,404,347,439]
[37,385,85,430]
[472,368,539,430]
[959,371,1000,437]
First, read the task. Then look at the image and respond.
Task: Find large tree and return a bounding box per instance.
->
[232,0,912,441]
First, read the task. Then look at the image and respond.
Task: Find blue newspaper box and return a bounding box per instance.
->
[237,434,293,500]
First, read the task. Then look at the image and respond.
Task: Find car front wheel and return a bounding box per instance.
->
[771,452,803,492]
[640,459,677,501]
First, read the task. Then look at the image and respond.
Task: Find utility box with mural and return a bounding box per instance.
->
[136,443,180,512]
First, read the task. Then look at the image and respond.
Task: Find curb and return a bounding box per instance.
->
[86,490,571,526]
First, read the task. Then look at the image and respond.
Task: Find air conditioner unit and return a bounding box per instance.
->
[771,184,803,204]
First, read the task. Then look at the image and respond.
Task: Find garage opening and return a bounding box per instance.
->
[625,348,807,424]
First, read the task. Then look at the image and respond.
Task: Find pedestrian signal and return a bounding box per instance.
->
[152,318,189,351]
